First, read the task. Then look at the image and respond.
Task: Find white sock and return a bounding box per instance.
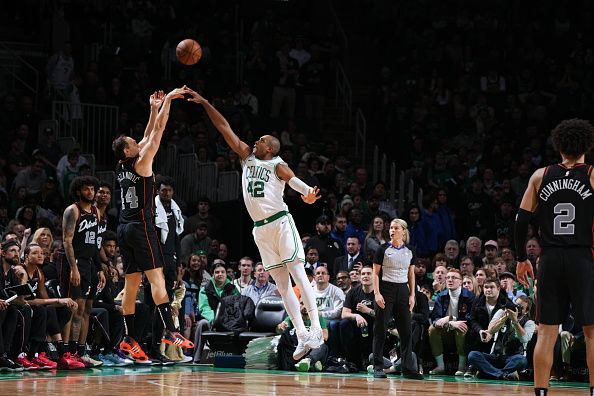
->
[287,261,321,330]
[269,266,307,333]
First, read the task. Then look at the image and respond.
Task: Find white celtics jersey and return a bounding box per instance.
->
[241,154,289,222]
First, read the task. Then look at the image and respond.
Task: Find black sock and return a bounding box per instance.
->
[56,341,69,357]
[77,343,86,357]
[123,314,136,339]
[534,388,547,396]
[57,342,65,356]
[29,340,41,358]
[156,303,176,332]
[590,386,594,396]
[70,341,78,354]
[152,307,165,353]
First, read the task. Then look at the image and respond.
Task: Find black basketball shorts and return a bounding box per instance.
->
[58,254,98,300]
[117,222,165,274]
[537,247,594,326]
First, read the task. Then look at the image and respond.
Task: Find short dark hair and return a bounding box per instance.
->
[102,230,117,244]
[156,175,175,190]
[197,196,211,205]
[483,277,500,287]
[69,176,100,201]
[112,136,129,161]
[99,182,112,192]
[551,118,594,159]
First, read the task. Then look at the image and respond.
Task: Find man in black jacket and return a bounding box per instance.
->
[305,215,344,267]
[466,277,514,376]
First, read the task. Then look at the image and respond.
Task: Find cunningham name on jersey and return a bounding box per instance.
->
[539,178,592,201]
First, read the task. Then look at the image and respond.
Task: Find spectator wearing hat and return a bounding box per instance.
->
[499,272,526,303]
[337,195,354,219]
[483,240,499,266]
[304,215,344,267]
[180,222,212,264]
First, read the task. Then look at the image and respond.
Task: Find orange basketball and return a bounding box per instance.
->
[176,39,202,65]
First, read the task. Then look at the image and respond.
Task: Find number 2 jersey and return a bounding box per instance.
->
[116,156,156,225]
[241,154,289,222]
[537,163,594,247]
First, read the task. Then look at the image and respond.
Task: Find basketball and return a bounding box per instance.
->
[176,39,202,65]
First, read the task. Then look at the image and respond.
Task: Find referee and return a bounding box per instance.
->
[372,218,423,380]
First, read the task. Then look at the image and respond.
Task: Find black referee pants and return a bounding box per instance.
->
[372,281,416,373]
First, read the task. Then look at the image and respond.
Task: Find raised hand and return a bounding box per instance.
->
[167,86,189,100]
[149,90,165,109]
[301,186,321,204]
[185,87,206,104]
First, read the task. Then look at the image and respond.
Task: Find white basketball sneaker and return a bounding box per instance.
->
[293,330,312,360]
[306,327,323,349]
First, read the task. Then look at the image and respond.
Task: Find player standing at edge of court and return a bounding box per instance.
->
[515,119,594,396]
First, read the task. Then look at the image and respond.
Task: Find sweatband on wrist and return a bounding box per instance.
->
[288,177,312,196]
[514,208,532,262]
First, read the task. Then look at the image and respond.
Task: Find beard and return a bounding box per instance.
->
[80,195,95,204]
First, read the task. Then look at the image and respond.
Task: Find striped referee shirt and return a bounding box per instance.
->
[373,243,414,284]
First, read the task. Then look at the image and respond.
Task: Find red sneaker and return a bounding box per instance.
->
[162,331,194,349]
[71,353,93,368]
[30,356,51,370]
[15,353,41,370]
[36,352,58,369]
[119,336,151,364]
[57,352,86,370]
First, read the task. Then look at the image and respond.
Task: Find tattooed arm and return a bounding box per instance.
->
[62,205,80,286]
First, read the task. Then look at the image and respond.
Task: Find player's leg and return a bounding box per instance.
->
[145,267,193,349]
[582,325,594,388]
[568,248,594,389]
[534,249,568,392]
[286,262,321,331]
[277,214,321,330]
[267,265,307,333]
[534,324,558,389]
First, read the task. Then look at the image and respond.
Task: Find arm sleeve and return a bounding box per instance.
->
[514,208,533,262]
[288,176,313,196]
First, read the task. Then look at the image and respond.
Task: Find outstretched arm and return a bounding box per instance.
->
[515,168,543,287]
[139,90,165,148]
[186,89,251,160]
[275,163,321,204]
[136,87,187,175]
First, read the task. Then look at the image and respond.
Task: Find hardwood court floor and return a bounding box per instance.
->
[0,365,588,395]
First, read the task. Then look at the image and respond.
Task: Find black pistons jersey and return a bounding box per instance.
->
[116,156,156,225]
[537,163,594,247]
[73,204,100,259]
[96,210,107,250]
